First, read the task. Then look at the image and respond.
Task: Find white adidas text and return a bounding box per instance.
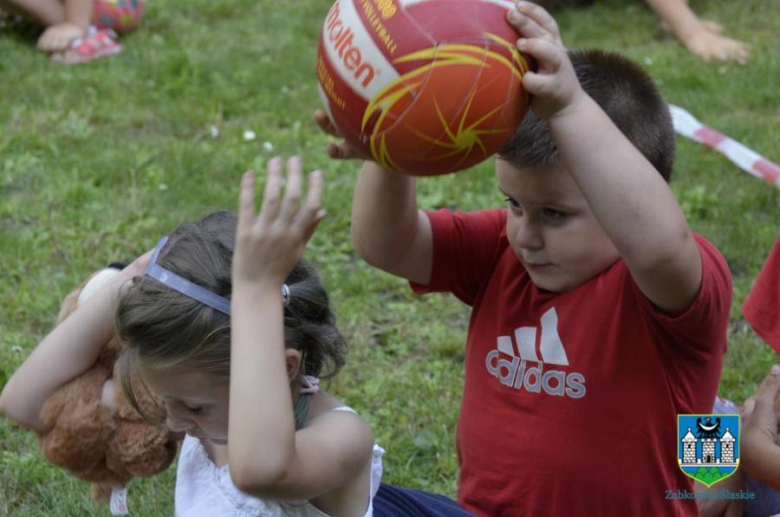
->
[484,308,587,399]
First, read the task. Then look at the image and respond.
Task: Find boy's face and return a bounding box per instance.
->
[495,158,620,292]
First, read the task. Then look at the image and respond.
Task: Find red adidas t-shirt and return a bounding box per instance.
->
[412,209,732,517]
[742,238,780,352]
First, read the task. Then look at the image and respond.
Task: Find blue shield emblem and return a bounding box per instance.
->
[678,414,740,487]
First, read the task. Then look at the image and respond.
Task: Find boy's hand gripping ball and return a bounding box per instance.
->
[317,0,531,176]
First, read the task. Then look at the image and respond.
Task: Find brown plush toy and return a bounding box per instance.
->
[37,267,180,510]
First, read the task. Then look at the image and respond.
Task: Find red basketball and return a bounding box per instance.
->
[316,0,531,176]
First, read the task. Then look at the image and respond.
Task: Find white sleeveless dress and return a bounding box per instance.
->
[174,407,384,517]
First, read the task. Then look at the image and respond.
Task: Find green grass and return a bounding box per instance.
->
[1,0,778,513]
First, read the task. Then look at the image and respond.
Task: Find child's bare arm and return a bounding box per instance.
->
[643,0,749,65]
[507,2,701,314]
[351,163,433,285]
[0,256,148,431]
[742,366,780,490]
[229,163,374,503]
[314,111,433,285]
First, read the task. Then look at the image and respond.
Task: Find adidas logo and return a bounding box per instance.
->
[485,308,586,399]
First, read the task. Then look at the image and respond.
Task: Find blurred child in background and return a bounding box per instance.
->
[538,0,750,64]
[0,0,143,63]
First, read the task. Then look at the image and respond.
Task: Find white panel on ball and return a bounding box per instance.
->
[321,0,400,102]
[398,0,514,9]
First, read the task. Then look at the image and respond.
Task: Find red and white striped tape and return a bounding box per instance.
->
[670,105,780,188]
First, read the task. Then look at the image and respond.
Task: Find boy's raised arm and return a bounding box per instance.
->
[351,161,433,286]
[549,97,702,314]
[314,111,433,285]
[507,2,702,314]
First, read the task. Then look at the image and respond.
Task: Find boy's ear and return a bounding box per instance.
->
[284,349,302,382]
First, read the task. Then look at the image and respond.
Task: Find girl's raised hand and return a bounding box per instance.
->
[234,157,326,286]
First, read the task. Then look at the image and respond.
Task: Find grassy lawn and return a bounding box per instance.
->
[1,0,777,514]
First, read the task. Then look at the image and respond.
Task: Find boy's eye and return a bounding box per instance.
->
[504,196,520,210]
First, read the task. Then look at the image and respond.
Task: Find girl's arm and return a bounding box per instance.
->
[0,256,148,432]
[228,161,374,500]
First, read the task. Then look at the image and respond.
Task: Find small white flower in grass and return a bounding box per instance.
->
[11,346,23,353]
[159,183,168,191]
[643,57,653,66]
[263,141,274,152]
[243,130,256,141]
[281,85,290,94]
[209,125,219,138]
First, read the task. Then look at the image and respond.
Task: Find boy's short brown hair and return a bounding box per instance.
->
[500,49,675,182]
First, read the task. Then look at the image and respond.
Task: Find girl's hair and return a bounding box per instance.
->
[115,211,347,421]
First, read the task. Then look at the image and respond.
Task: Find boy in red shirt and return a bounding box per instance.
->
[317,2,731,515]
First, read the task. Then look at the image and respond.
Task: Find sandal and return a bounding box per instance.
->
[51,26,122,65]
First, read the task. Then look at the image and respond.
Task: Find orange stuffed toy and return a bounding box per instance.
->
[37,267,179,511]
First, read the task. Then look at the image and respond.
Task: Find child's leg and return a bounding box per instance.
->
[0,0,63,26]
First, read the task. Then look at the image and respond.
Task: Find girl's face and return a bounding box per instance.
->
[141,367,231,445]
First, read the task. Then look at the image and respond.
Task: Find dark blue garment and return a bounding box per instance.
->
[744,476,780,517]
[373,484,474,517]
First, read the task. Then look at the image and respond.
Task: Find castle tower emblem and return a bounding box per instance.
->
[677,414,740,487]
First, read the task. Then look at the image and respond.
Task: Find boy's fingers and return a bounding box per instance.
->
[313,110,341,137]
[521,71,555,98]
[517,38,563,72]
[507,9,557,45]
[260,157,284,223]
[327,143,355,160]
[279,157,303,222]
[237,171,256,229]
[516,1,562,45]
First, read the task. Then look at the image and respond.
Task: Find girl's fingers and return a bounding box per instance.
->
[237,171,256,230]
[279,157,303,222]
[295,170,324,232]
[302,208,327,244]
[515,1,562,45]
[260,157,284,223]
